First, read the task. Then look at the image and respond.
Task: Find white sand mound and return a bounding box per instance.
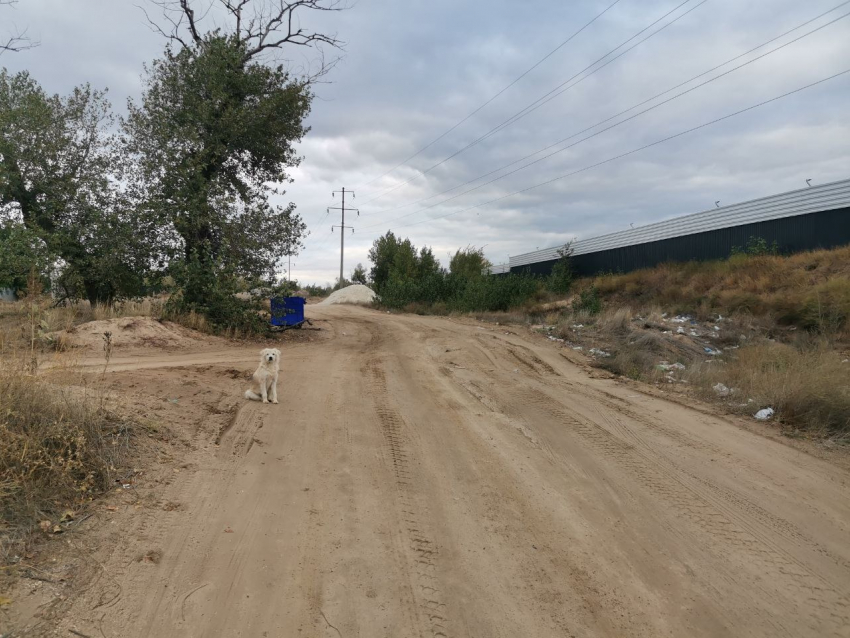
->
[318,284,376,306]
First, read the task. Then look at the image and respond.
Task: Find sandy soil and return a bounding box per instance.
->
[55,317,230,351]
[318,284,376,305]
[5,305,850,637]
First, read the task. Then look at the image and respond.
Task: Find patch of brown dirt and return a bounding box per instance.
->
[56,317,226,353]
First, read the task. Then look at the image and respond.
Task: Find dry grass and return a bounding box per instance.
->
[590,245,850,335]
[0,296,170,353]
[0,357,135,560]
[688,341,850,437]
[0,285,139,560]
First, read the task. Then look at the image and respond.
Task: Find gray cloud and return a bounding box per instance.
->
[4,0,849,285]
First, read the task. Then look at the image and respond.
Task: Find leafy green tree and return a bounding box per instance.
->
[123,35,310,322]
[417,246,442,279]
[0,69,155,302]
[368,232,401,293]
[548,243,573,294]
[0,220,49,293]
[368,232,442,293]
[449,246,491,280]
[351,263,368,285]
[391,238,419,282]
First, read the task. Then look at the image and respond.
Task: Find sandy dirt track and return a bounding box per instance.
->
[31,305,850,637]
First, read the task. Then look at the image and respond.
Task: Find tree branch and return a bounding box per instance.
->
[142,0,345,66]
[179,0,202,43]
[0,1,39,54]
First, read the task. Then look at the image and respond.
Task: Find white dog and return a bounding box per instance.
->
[244,348,280,404]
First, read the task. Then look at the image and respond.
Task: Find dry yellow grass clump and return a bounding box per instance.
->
[591,245,850,335]
[689,341,850,437]
[0,285,138,559]
[0,357,135,560]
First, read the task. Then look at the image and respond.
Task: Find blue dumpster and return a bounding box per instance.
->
[270,296,307,329]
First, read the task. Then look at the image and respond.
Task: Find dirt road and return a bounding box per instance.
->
[38,305,850,637]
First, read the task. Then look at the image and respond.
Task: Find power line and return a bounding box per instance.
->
[359,0,706,206]
[365,0,850,223]
[355,0,626,190]
[382,68,850,232]
[358,5,850,230]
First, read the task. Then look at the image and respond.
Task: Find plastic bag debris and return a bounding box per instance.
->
[657,362,685,371]
[754,407,775,421]
[713,383,731,397]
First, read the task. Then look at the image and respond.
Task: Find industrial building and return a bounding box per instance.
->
[496,178,850,277]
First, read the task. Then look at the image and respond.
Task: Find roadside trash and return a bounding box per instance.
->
[671,315,692,323]
[572,324,584,329]
[713,326,720,331]
[689,330,700,337]
[754,407,775,421]
[547,335,565,343]
[713,383,731,397]
[572,346,583,351]
[589,348,611,358]
[704,347,722,355]
[676,327,686,334]
[657,362,685,371]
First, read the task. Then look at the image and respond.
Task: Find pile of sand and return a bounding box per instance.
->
[56,317,222,351]
[318,284,377,306]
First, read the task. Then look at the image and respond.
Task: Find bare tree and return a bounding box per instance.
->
[141,0,345,72]
[0,0,39,55]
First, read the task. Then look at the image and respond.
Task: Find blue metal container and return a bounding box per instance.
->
[270,296,306,328]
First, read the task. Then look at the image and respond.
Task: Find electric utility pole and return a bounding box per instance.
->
[330,188,358,289]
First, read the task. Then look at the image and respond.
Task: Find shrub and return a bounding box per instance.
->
[547,243,574,294]
[377,272,540,313]
[731,236,780,257]
[0,362,134,557]
[573,285,602,315]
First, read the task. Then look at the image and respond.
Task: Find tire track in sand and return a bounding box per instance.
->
[512,384,850,636]
[366,354,449,638]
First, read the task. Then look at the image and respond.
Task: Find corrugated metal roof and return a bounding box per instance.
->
[510,178,850,268]
[486,263,511,275]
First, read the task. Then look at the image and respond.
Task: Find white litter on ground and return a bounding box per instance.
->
[657,362,686,371]
[754,407,775,421]
[713,383,731,397]
[318,284,377,305]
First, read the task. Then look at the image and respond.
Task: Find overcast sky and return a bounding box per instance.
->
[3,0,849,284]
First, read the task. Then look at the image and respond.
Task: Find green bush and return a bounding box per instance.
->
[731,236,779,257]
[378,272,539,313]
[547,243,574,294]
[573,285,602,315]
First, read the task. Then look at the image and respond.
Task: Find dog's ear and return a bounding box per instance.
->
[274,349,281,357]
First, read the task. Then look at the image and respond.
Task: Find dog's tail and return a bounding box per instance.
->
[244,389,261,401]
